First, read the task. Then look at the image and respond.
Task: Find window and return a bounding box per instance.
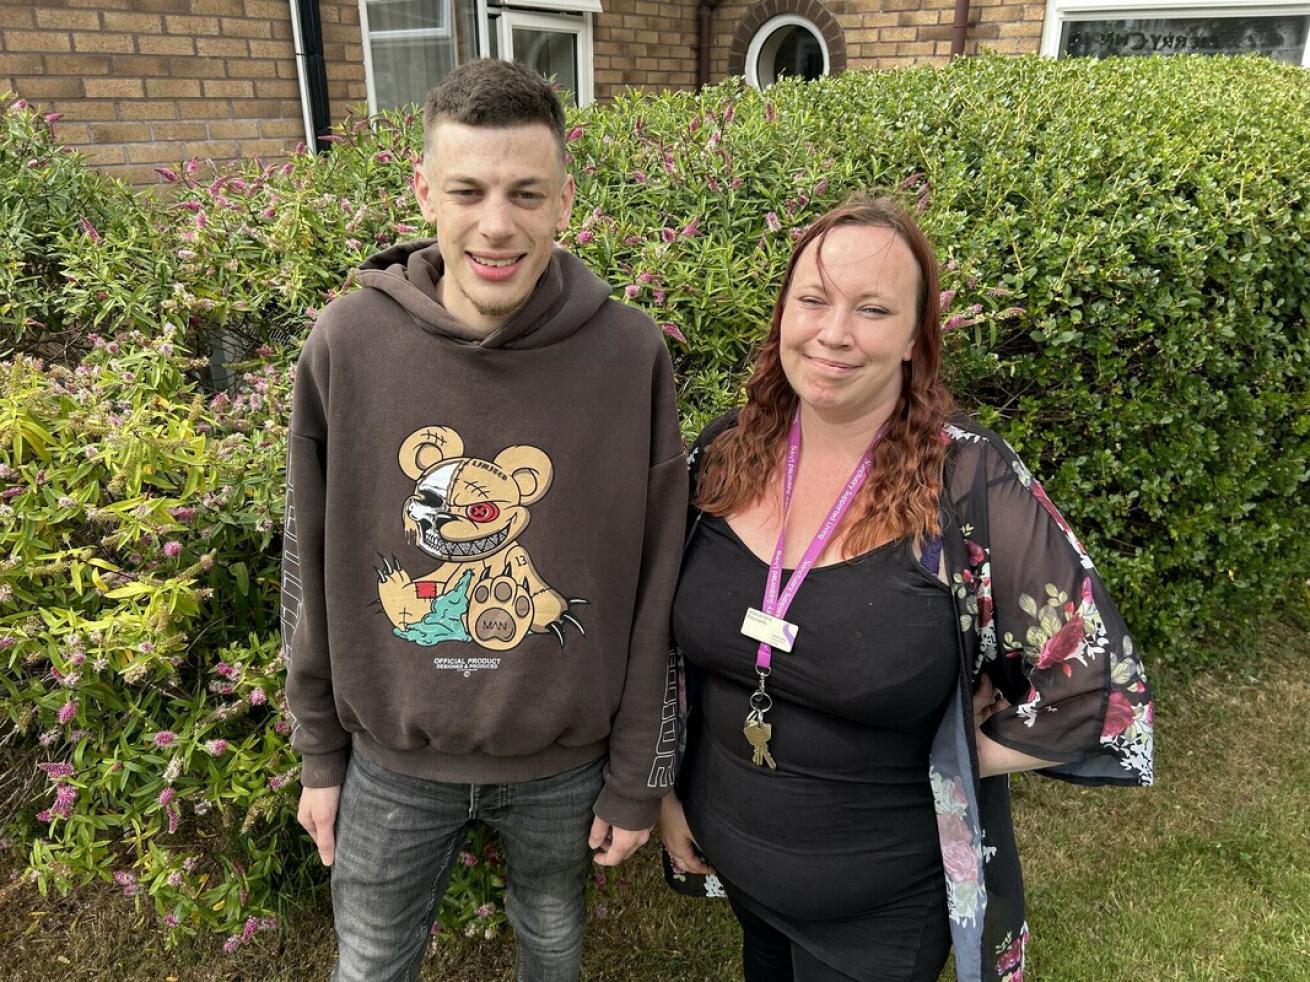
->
[746,13,830,88]
[1041,1,1310,66]
[360,0,600,113]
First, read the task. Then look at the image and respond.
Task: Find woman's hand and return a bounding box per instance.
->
[973,673,1059,777]
[659,792,714,876]
[972,673,1009,728]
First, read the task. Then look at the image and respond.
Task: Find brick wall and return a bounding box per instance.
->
[1,0,366,187]
[711,0,1045,79]
[593,0,698,101]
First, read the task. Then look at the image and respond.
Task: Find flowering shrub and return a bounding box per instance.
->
[3,52,1310,949]
[0,96,173,358]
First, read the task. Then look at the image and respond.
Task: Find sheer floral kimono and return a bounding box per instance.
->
[673,412,1154,982]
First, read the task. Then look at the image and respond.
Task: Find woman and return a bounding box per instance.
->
[660,194,1153,982]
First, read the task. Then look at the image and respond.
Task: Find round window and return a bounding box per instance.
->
[746,14,830,88]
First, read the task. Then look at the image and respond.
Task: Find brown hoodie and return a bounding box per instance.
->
[281,241,687,829]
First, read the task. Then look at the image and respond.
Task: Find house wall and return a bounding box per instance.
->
[593,0,699,100]
[711,0,1044,79]
[1,0,365,187]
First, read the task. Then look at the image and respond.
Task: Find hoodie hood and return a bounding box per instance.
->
[356,238,612,350]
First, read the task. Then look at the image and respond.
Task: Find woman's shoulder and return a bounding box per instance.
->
[941,411,1021,468]
[689,409,740,459]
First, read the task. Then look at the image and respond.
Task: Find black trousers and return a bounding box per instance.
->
[728,892,950,982]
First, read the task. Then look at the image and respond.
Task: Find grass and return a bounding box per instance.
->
[2,621,1308,981]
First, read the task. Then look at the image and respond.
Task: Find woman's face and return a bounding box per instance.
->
[779,223,921,425]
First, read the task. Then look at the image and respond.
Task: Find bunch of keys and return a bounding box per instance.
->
[743,675,777,769]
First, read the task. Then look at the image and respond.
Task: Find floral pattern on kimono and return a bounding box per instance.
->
[932,413,1154,981]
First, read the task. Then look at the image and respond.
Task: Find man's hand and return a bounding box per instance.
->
[658,792,714,876]
[298,785,341,866]
[588,816,650,867]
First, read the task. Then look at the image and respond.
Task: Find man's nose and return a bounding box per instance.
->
[478,196,514,239]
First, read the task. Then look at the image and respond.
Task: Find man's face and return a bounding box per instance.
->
[413,120,575,335]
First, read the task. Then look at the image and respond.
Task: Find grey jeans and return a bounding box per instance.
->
[329,751,605,982]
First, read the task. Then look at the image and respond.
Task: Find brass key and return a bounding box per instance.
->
[743,716,777,769]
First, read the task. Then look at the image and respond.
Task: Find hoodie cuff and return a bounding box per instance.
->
[300,748,350,789]
[592,782,660,832]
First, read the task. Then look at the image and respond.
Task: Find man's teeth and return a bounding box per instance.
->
[472,255,518,268]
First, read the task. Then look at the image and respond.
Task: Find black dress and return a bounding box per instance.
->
[673,514,958,981]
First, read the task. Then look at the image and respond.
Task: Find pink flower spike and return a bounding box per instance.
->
[52,784,79,817]
[37,762,76,780]
[163,541,183,558]
[185,156,199,176]
[660,322,687,344]
[248,687,267,706]
[680,219,699,238]
[576,229,594,244]
[153,730,177,748]
[159,787,177,806]
[939,289,956,309]
[204,739,228,756]
[58,701,78,725]
[154,167,179,183]
[624,284,640,299]
[79,218,100,243]
[565,126,584,143]
[660,228,676,243]
[223,936,241,954]
[44,112,63,124]
[163,914,179,928]
[765,212,781,232]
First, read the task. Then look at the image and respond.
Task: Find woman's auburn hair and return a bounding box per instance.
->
[696,193,956,555]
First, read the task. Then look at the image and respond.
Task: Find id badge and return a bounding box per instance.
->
[740,608,798,653]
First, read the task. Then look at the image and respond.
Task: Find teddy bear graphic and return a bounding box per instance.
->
[375,425,587,651]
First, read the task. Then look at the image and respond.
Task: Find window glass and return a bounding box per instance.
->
[512,27,579,105]
[370,36,458,109]
[366,0,448,35]
[1060,15,1309,63]
[766,25,824,82]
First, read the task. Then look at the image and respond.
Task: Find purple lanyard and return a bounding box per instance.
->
[755,409,887,674]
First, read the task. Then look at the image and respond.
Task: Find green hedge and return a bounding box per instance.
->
[1,53,1307,948]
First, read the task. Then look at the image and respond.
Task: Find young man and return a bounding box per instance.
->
[281,59,687,981]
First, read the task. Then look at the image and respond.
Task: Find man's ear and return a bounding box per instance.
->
[555,173,575,234]
[414,157,438,225]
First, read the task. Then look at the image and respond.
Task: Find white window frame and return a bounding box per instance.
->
[1040,0,1310,66]
[493,6,596,105]
[745,13,831,89]
[360,0,599,113]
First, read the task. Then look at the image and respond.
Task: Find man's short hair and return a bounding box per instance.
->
[422,60,566,153]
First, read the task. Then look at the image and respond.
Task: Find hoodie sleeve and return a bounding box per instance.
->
[281,326,352,788]
[591,346,688,830]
